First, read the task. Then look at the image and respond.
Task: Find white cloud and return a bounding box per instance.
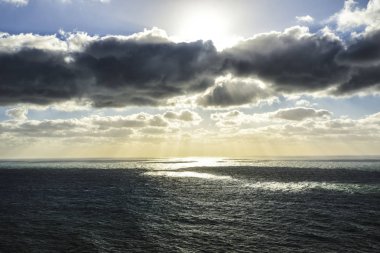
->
[50,100,92,112]
[0,110,202,139]
[296,15,314,23]
[211,110,247,128]
[0,33,68,52]
[0,27,171,54]
[295,99,314,107]
[231,111,380,144]
[0,0,110,6]
[210,110,271,129]
[0,0,28,6]
[5,107,28,120]
[104,27,170,44]
[0,31,100,53]
[210,107,333,130]
[1,108,379,156]
[332,0,380,32]
[361,112,380,125]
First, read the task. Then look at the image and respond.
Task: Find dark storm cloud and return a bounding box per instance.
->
[203,26,380,106]
[336,30,380,67]
[221,27,349,93]
[0,49,82,105]
[0,37,220,107]
[1,27,380,108]
[332,30,380,94]
[79,38,220,107]
[80,38,219,90]
[335,66,380,94]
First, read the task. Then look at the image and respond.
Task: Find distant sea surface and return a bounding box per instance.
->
[0,158,379,252]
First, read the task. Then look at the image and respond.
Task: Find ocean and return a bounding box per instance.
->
[0,158,379,252]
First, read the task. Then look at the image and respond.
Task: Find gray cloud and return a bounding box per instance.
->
[336,66,380,94]
[0,49,82,105]
[197,76,274,107]
[1,26,380,108]
[81,38,219,107]
[222,27,349,93]
[219,26,380,99]
[0,35,220,107]
[336,30,380,67]
[272,107,332,121]
[334,30,380,94]
[163,110,201,122]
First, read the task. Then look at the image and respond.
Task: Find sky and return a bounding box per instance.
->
[0,0,379,158]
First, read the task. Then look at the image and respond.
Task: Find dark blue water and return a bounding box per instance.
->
[0,158,379,252]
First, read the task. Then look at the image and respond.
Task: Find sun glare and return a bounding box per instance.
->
[175,7,236,50]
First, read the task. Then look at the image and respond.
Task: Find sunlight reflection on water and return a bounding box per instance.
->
[1,157,379,171]
[144,171,234,180]
[144,164,380,194]
[0,158,379,252]
[242,181,378,193]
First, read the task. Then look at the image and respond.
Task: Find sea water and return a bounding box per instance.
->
[0,158,379,252]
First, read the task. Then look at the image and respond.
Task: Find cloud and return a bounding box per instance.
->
[0,0,110,6]
[0,110,201,139]
[0,32,68,52]
[5,107,28,120]
[139,127,167,135]
[0,0,28,6]
[197,75,276,107]
[335,65,380,94]
[1,21,380,108]
[222,25,380,97]
[221,26,349,94]
[361,112,380,125]
[1,108,379,155]
[0,49,82,105]
[331,0,380,32]
[334,29,380,94]
[210,109,288,131]
[281,113,379,140]
[0,29,220,107]
[211,110,254,128]
[336,29,380,67]
[82,38,219,107]
[62,0,111,3]
[294,99,316,107]
[210,107,333,129]
[272,107,332,121]
[163,110,201,122]
[221,111,380,145]
[296,15,314,23]
[75,0,111,3]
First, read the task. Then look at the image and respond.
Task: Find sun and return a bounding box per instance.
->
[174,7,235,50]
